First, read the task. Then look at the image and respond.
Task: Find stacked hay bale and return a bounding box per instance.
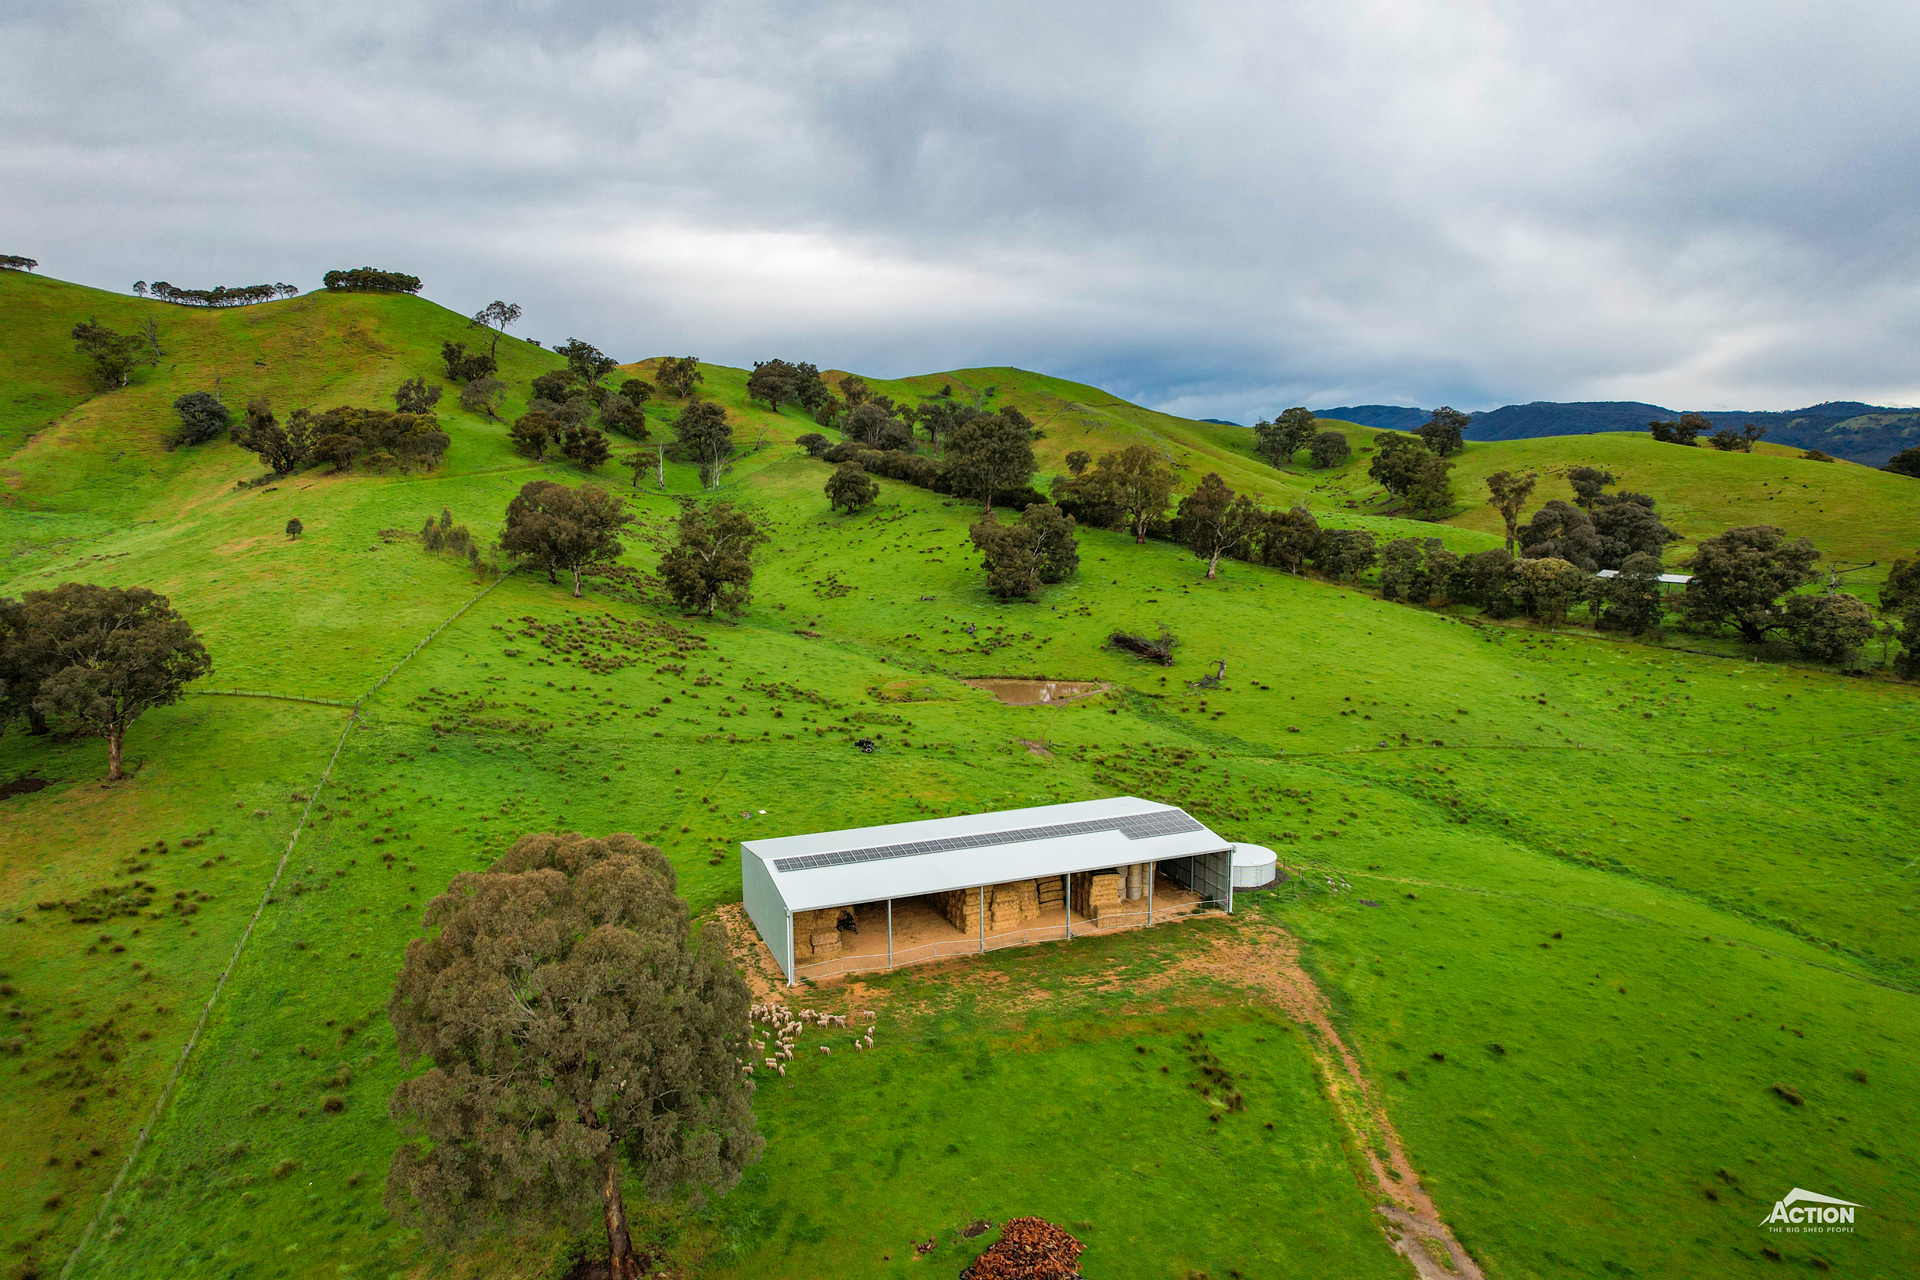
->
[1120,861,1154,901]
[986,879,1041,932]
[1035,874,1066,914]
[794,906,843,962]
[933,888,981,933]
[1071,871,1124,922]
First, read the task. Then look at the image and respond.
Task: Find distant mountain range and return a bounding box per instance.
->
[1316,401,1920,467]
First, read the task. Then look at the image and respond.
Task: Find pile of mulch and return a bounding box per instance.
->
[961,1217,1085,1280]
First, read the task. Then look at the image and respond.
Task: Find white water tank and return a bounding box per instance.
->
[1231,842,1278,889]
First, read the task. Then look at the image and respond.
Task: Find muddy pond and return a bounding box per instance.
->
[964,678,1109,705]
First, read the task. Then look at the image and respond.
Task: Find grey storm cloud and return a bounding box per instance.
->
[4,0,1918,421]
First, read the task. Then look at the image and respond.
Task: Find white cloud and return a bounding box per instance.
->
[3,0,1917,418]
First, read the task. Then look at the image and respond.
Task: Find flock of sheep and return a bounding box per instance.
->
[744,1002,876,1078]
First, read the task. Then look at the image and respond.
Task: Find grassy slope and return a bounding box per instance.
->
[1258,422,1920,592]
[1441,435,1919,591]
[0,273,1916,1280]
[854,366,1506,552]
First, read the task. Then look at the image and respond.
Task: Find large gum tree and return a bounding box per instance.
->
[385,833,762,1279]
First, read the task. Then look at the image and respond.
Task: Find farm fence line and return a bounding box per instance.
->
[187,688,357,708]
[62,571,514,1279]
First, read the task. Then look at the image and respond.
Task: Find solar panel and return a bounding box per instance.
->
[770,809,1206,873]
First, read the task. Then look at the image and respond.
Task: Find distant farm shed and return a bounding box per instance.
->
[741,797,1235,983]
[1595,570,1692,586]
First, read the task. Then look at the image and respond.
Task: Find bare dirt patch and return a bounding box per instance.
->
[0,773,48,801]
[714,902,787,1001]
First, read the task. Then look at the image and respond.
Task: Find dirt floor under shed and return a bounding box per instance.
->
[775,871,1214,979]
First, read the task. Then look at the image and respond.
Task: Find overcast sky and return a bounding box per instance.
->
[4,0,1917,420]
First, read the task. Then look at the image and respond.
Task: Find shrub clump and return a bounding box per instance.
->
[419,509,484,572]
[970,505,1079,599]
[169,392,231,447]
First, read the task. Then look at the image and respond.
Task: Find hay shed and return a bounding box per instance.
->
[740,796,1235,983]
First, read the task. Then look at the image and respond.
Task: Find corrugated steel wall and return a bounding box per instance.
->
[1190,848,1234,910]
[740,847,792,981]
[1162,849,1234,909]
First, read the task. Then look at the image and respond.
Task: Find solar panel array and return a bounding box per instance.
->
[770,808,1206,873]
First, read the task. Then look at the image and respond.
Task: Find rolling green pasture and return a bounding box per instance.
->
[1439,434,1920,592]
[2,272,1918,1280]
[1260,416,1920,593]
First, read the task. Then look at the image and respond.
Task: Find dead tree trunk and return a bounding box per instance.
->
[601,1156,641,1280]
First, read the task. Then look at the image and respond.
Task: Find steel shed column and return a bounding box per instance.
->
[978,885,985,953]
[785,909,794,986]
[887,899,893,969]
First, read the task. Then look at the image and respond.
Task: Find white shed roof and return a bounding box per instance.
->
[743,796,1232,912]
[1594,569,1692,584]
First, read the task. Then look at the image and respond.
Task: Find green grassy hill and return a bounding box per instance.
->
[3,271,1918,1280]
[1242,417,1918,593]
[1440,436,1918,591]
